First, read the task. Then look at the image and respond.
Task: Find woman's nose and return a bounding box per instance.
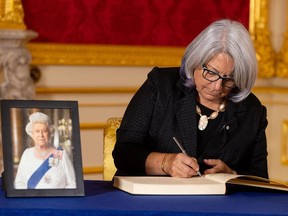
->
[212,79,223,90]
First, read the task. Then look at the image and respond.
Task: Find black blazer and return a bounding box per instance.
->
[112,67,268,178]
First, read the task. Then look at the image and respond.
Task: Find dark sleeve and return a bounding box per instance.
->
[247,105,269,178]
[236,102,269,179]
[112,67,161,176]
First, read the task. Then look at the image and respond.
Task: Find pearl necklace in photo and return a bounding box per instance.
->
[196,101,226,131]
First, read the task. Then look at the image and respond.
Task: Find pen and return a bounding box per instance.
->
[172,137,202,176]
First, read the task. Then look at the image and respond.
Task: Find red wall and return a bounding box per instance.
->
[22,0,249,46]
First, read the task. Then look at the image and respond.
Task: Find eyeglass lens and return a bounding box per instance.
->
[202,66,235,88]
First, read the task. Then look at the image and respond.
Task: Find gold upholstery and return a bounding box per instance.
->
[103,117,122,181]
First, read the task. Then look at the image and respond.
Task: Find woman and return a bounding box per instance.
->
[14,112,76,189]
[112,19,268,178]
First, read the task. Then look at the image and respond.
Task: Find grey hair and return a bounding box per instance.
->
[180,19,257,102]
[25,112,54,138]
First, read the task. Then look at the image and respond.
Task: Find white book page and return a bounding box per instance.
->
[119,176,222,185]
[204,173,240,183]
[167,176,221,185]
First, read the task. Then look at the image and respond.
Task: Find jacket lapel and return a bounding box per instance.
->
[174,90,198,157]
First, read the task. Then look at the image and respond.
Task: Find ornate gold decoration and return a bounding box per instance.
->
[249,0,276,78]
[103,117,122,180]
[80,119,120,176]
[0,0,26,29]
[276,3,288,77]
[27,43,184,66]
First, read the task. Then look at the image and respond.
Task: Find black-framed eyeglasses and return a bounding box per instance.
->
[202,64,236,88]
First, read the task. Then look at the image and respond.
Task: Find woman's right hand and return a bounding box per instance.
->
[161,153,200,178]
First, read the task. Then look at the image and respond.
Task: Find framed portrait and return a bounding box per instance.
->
[1,100,85,197]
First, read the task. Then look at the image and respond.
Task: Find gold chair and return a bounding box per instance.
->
[103,117,122,181]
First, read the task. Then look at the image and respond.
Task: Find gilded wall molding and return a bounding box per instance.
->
[83,166,103,175]
[253,86,288,94]
[281,120,288,165]
[35,86,288,95]
[36,86,138,94]
[80,123,106,130]
[27,43,184,67]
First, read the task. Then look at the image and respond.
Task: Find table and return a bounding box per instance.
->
[0,179,288,216]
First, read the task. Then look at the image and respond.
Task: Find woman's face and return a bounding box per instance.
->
[31,122,50,148]
[194,53,234,105]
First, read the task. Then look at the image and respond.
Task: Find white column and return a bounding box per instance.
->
[0,29,38,99]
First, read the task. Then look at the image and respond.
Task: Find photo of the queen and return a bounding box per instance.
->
[14,112,76,189]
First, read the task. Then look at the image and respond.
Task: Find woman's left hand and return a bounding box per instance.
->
[203,159,235,174]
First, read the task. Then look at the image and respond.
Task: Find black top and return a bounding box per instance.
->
[196,103,225,173]
[112,67,268,178]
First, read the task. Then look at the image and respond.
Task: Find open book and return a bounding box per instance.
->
[113,173,288,195]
